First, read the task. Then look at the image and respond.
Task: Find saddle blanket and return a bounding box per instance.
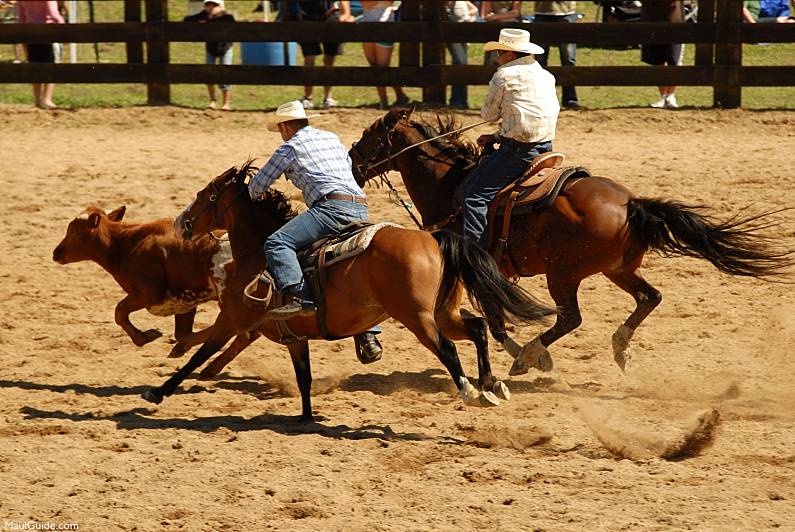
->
[306,222,403,270]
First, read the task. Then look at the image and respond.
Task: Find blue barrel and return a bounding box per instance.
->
[240,42,297,66]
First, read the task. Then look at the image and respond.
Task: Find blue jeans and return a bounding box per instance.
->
[534,13,578,106]
[461,140,552,247]
[265,199,381,333]
[446,42,468,108]
[206,48,233,91]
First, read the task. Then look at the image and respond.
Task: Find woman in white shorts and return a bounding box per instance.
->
[360,1,411,109]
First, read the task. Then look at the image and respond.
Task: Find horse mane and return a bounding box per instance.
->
[410,115,482,163]
[231,159,297,225]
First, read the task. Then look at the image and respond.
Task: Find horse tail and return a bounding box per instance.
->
[626,198,793,279]
[432,231,555,332]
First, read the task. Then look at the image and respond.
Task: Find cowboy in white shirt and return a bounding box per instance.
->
[460,28,560,246]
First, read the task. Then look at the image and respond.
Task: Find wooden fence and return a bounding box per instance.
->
[1,0,794,108]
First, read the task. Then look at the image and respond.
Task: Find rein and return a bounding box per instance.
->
[182,178,247,238]
[356,119,488,230]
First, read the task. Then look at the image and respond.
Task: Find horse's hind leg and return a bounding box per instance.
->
[400,310,500,408]
[509,274,583,376]
[198,331,262,380]
[604,270,662,372]
[437,307,510,401]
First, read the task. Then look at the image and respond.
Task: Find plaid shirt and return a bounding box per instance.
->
[481,56,560,143]
[248,126,365,207]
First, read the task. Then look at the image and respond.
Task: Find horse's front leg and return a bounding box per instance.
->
[287,340,313,421]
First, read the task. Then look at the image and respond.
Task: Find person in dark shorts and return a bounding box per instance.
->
[285,1,355,109]
[641,0,684,109]
[18,0,65,109]
[184,0,236,110]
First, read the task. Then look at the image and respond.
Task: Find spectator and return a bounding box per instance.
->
[184,0,236,111]
[17,0,64,109]
[743,0,794,22]
[480,1,523,65]
[445,1,478,109]
[285,1,355,110]
[360,1,410,109]
[640,0,683,109]
[533,1,579,110]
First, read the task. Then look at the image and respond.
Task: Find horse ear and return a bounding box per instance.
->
[406,102,417,119]
[108,205,126,222]
[384,110,401,128]
[88,212,101,228]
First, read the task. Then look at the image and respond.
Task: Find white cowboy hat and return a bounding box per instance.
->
[265,100,321,132]
[204,0,224,7]
[484,28,545,55]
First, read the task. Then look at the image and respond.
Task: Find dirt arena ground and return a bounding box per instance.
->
[1,105,794,531]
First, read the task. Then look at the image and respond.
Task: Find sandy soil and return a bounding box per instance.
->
[1,104,794,531]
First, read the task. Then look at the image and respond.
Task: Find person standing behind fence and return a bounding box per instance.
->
[641,0,684,109]
[480,1,523,65]
[184,0,236,111]
[445,1,478,109]
[285,1,355,110]
[360,1,411,109]
[533,1,579,110]
[17,0,64,110]
[743,0,794,23]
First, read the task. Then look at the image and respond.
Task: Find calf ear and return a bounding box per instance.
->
[88,212,101,228]
[108,205,126,221]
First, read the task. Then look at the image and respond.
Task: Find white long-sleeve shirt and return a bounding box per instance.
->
[481,56,560,143]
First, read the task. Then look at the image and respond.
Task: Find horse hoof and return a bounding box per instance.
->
[141,389,163,405]
[509,338,553,375]
[537,351,554,372]
[167,344,188,358]
[493,381,511,401]
[614,350,631,373]
[479,391,500,408]
[197,368,218,381]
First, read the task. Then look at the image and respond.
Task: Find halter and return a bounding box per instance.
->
[182,175,246,238]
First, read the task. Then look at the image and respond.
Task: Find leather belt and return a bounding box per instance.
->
[317,193,368,206]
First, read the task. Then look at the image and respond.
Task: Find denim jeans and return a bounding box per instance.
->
[461,140,552,246]
[265,199,381,333]
[534,13,578,106]
[206,48,233,91]
[446,42,468,108]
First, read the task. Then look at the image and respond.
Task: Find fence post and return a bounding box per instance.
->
[124,0,143,64]
[421,2,446,105]
[694,0,715,67]
[145,0,170,106]
[714,0,742,108]
[398,1,421,72]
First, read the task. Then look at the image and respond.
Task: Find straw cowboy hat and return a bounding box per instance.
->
[265,100,320,132]
[484,28,545,55]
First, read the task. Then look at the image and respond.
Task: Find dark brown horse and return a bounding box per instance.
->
[141,162,554,419]
[350,108,792,375]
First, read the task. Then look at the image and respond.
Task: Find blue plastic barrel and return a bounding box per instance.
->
[240,42,297,66]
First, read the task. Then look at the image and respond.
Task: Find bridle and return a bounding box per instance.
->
[182,175,247,239]
[352,116,488,230]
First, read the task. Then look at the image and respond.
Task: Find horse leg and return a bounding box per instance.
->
[509,274,583,376]
[604,270,662,372]
[197,331,262,380]
[287,341,313,421]
[442,308,510,401]
[141,331,234,404]
[167,325,214,358]
[403,311,500,408]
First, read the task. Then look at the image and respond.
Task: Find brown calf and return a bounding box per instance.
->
[52,205,241,354]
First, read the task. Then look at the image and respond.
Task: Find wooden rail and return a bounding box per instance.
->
[1,0,793,108]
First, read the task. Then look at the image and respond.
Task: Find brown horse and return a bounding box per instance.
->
[350,108,792,375]
[141,162,554,420]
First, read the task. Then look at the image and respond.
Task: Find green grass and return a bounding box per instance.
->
[1,0,793,110]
